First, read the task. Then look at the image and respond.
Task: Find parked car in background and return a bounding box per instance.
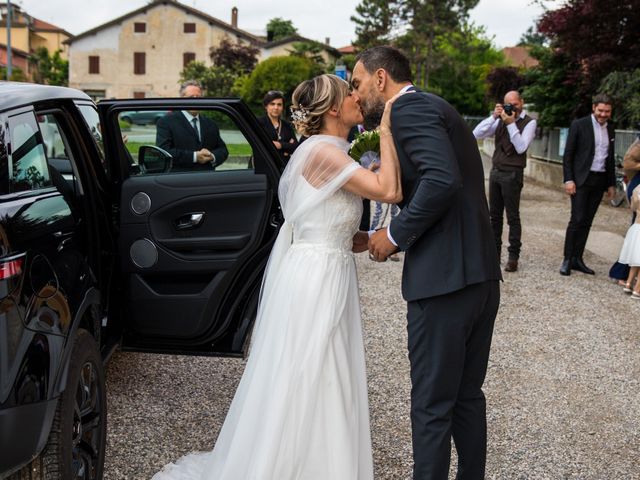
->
[119,110,168,126]
[0,82,285,480]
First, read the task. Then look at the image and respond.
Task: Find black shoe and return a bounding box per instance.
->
[505,259,518,272]
[571,258,595,275]
[559,259,571,276]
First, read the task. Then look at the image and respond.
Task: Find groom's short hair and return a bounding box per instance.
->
[356,46,412,84]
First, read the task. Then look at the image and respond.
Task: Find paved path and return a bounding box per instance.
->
[104,173,639,479]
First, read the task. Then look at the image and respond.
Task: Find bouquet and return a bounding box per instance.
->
[349,130,380,169]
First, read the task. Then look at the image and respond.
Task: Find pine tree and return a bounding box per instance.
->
[351,0,396,49]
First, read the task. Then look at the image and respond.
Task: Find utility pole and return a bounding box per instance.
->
[6,0,12,80]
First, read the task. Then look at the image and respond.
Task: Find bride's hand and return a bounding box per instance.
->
[380,90,410,134]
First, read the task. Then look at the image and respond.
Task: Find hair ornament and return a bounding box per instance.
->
[290,105,309,122]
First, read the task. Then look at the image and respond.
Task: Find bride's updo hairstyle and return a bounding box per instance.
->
[290,74,349,137]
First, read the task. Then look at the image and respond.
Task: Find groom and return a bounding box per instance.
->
[352,46,501,479]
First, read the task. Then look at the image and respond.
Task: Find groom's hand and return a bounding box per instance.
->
[352,231,369,253]
[369,228,398,261]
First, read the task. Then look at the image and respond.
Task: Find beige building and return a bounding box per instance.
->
[0,2,72,78]
[259,35,341,65]
[67,0,343,100]
[66,0,262,100]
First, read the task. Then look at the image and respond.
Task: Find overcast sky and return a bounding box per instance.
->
[16,0,558,49]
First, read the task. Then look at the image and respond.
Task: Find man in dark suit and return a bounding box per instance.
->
[156,80,228,172]
[352,46,501,479]
[559,94,616,276]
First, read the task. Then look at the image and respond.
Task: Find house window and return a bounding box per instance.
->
[88,55,100,74]
[134,22,146,33]
[183,52,196,68]
[183,23,196,33]
[133,91,146,99]
[134,52,146,75]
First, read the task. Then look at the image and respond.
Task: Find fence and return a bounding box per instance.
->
[481,128,639,164]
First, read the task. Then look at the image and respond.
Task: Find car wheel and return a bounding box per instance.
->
[8,329,107,480]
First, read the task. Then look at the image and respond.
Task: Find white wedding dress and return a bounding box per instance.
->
[151,135,374,480]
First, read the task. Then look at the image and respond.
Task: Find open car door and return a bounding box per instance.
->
[98,98,284,356]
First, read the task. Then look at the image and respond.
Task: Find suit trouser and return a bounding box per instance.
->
[407,280,500,480]
[563,172,608,260]
[489,168,524,260]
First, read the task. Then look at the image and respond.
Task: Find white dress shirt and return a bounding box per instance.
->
[182,110,215,164]
[472,110,537,154]
[370,84,416,247]
[590,114,609,172]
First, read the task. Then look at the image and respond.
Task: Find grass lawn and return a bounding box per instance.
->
[125,142,252,157]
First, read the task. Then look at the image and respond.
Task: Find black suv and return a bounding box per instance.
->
[0,83,283,479]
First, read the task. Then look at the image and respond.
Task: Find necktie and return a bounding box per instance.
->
[191,117,200,141]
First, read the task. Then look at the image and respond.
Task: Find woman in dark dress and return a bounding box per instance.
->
[257,90,299,164]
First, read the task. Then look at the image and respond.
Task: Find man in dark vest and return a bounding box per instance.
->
[473,91,537,272]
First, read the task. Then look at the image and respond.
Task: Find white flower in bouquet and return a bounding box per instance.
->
[349,130,380,169]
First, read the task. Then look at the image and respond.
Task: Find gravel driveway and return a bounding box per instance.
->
[105,178,639,479]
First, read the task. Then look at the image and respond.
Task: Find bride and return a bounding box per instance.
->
[152,74,402,480]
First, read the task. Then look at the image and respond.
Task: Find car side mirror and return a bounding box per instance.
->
[138,145,172,174]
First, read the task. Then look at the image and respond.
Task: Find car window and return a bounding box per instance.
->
[37,112,83,202]
[117,108,254,176]
[6,111,52,194]
[76,104,106,171]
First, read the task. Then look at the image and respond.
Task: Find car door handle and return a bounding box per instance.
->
[174,212,205,230]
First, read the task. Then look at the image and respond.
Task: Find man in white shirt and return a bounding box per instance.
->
[559,94,616,276]
[473,91,537,272]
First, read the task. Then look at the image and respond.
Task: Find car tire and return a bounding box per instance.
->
[8,329,107,480]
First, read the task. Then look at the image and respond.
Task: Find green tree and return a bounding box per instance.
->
[288,41,327,74]
[395,0,479,89]
[517,26,547,47]
[429,24,505,115]
[0,66,27,82]
[523,46,578,127]
[351,0,396,49]
[599,69,640,129]
[180,61,239,97]
[240,56,316,108]
[266,18,298,41]
[31,47,68,86]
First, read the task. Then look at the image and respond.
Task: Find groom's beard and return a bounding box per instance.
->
[362,97,385,131]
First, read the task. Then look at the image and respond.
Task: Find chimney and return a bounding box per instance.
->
[325,37,330,45]
[231,7,238,29]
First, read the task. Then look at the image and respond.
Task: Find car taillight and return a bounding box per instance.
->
[0,258,23,280]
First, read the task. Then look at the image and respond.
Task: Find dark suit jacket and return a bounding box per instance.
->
[156,111,228,172]
[389,90,501,301]
[562,115,615,189]
[257,116,299,163]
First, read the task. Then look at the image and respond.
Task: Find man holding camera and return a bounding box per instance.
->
[473,91,537,272]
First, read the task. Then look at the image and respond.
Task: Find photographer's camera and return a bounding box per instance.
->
[503,103,514,116]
